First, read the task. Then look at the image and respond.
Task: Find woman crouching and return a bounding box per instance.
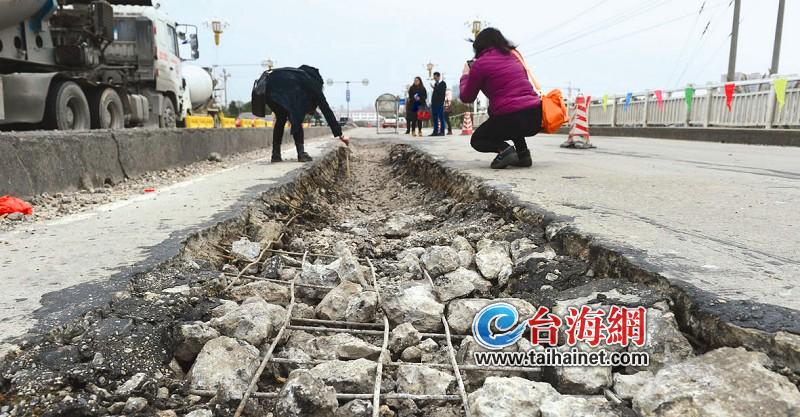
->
[460,28,542,169]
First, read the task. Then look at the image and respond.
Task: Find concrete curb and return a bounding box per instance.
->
[0,127,332,198]
[557,126,800,147]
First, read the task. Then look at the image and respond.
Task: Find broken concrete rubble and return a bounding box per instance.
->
[384,283,444,332]
[308,358,377,393]
[188,336,259,400]
[231,237,261,262]
[468,376,560,417]
[634,347,800,417]
[389,323,422,355]
[209,297,285,346]
[474,240,513,284]
[4,145,798,417]
[395,364,455,396]
[420,245,461,277]
[315,281,363,321]
[275,370,339,417]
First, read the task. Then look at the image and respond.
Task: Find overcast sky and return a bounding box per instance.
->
[162,0,798,109]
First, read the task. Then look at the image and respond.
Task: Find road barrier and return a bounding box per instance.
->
[0,127,334,198]
[586,76,800,129]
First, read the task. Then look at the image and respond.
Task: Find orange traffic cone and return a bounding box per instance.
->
[461,112,474,136]
[564,94,594,149]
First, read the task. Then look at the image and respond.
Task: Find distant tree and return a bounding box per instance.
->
[226,101,241,117]
[450,98,471,115]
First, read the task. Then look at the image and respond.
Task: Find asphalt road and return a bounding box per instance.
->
[362,127,800,313]
[0,142,333,343]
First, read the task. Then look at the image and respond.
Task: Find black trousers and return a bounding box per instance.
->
[470,106,542,153]
[445,111,452,132]
[272,105,304,156]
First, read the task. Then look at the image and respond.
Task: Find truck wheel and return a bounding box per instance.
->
[90,88,125,129]
[45,81,91,130]
[159,97,177,128]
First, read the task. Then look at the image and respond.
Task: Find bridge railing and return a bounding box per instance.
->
[584,76,800,129]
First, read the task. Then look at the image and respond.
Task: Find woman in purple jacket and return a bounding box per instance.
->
[460,28,542,169]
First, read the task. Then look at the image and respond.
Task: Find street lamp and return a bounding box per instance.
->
[426,62,435,80]
[204,19,229,46]
[262,58,275,71]
[472,20,483,39]
[326,78,370,121]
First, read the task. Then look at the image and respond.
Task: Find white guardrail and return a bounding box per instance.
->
[583,76,800,129]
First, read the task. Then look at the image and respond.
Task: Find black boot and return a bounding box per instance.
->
[298,152,313,162]
[490,146,520,169]
[271,154,283,163]
[513,149,533,167]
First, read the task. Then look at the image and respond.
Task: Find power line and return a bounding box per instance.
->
[516,0,610,48]
[522,0,673,58]
[667,1,706,87]
[533,8,705,60]
[672,0,732,86]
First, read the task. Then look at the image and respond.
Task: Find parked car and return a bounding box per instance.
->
[382,117,398,129]
[380,116,406,129]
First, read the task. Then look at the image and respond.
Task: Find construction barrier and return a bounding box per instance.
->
[185,115,273,129]
[461,112,474,135]
[185,115,215,129]
[563,94,595,149]
[221,117,237,129]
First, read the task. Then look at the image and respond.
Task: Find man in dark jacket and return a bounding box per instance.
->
[252,65,348,162]
[430,72,447,136]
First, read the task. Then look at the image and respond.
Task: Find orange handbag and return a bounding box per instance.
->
[511,50,568,134]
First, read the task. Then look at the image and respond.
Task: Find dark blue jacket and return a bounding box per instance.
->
[252,65,342,137]
[431,80,447,106]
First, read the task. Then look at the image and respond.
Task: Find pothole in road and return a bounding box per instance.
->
[1,144,798,417]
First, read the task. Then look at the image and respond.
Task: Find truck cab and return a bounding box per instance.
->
[110,5,193,128]
[0,0,199,130]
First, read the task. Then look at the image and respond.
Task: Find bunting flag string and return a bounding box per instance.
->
[654,90,664,111]
[724,83,735,111]
[773,78,788,111]
[684,87,696,114]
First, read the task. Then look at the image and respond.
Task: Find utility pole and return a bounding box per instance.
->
[726,0,741,82]
[221,68,231,108]
[769,0,785,75]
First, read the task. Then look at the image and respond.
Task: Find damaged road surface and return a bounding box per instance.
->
[1,143,799,417]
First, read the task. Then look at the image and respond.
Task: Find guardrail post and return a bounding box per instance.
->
[610,95,617,127]
[765,84,777,129]
[642,91,650,127]
[703,86,714,128]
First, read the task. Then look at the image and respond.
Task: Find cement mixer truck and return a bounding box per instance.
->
[0,0,200,130]
[181,65,222,127]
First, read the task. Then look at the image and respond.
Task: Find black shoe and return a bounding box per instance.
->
[513,149,533,167]
[271,154,283,163]
[298,152,313,162]
[490,146,519,169]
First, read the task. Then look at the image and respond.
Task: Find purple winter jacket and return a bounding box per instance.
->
[460,48,541,116]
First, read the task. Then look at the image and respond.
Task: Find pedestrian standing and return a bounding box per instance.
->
[444,89,453,135]
[252,65,348,162]
[408,77,427,137]
[460,28,541,169]
[430,72,447,136]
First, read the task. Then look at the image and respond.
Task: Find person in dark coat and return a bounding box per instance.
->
[430,72,447,136]
[407,77,427,137]
[252,65,348,162]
